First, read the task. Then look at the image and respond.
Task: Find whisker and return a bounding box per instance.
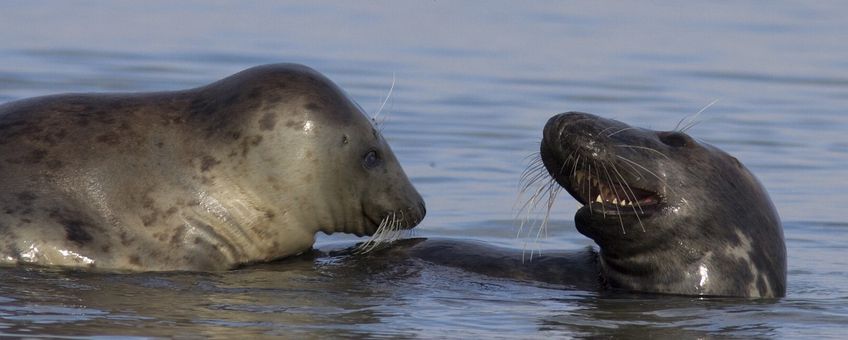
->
[616,154,676,196]
[611,162,647,232]
[516,174,550,216]
[519,162,548,187]
[355,216,386,254]
[597,126,617,136]
[610,162,644,214]
[675,98,718,132]
[371,72,396,127]
[593,161,605,219]
[558,152,573,176]
[520,178,557,261]
[355,212,405,254]
[606,127,638,138]
[587,161,593,213]
[680,120,703,133]
[515,170,551,239]
[601,163,626,234]
[516,148,569,261]
[537,178,560,241]
[616,155,662,183]
[613,144,670,160]
[571,153,581,179]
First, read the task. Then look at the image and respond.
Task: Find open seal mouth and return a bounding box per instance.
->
[566,169,662,216]
[537,112,669,220]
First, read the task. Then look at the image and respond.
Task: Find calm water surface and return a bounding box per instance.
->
[0,1,846,338]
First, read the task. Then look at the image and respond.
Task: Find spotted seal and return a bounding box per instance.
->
[0,63,425,271]
[396,112,785,298]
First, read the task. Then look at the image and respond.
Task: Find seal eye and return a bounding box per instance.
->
[659,132,692,148]
[363,150,382,169]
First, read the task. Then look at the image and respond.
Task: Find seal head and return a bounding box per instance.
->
[540,112,786,297]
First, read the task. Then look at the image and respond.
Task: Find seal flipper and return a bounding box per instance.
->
[357,238,602,291]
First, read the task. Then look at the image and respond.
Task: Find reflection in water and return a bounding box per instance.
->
[0,237,839,338]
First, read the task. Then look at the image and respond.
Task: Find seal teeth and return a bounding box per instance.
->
[575,169,659,210]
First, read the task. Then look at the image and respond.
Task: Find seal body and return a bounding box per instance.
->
[389,112,784,298]
[539,112,786,297]
[0,63,425,271]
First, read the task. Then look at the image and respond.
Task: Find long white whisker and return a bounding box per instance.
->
[675,98,719,131]
[593,161,605,219]
[597,126,617,136]
[610,162,645,214]
[611,162,646,232]
[616,155,662,183]
[356,211,405,254]
[601,163,626,234]
[606,127,637,138]
[516,164,551,239]
[587,161,593,213]
[372,72,396,126]
[356,216,387,254]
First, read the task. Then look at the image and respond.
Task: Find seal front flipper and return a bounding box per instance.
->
[360,238,602,291]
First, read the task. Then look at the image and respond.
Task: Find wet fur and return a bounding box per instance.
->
[534,112,785,297]
[0,64,425,271]
[400,112,785,298]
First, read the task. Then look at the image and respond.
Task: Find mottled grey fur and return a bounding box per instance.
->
[0,64,425,271]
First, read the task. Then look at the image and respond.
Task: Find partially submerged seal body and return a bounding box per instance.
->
[400,112,785,298]
[0,63,425,271]
[540,112,785,297]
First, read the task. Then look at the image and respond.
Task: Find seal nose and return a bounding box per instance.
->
[407,198,426,227]
[417,201,427,222]
[385,192,426,229]
[544,112,595,144]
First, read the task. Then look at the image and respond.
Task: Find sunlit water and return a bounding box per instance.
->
[0,1,846,338]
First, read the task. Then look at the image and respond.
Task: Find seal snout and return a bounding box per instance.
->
[543,112,615,159]
[391,200,426,230]
[541,112,663,218]
[362,198,426,237]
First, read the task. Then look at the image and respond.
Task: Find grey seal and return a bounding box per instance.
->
[0,63,425,271]
[392,112,785,298]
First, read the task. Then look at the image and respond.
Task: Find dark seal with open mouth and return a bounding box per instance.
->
[540,112,786,297]
[0,63,425,271]
[390,111,784,299]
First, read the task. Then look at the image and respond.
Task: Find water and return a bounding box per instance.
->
[0,1,846,338]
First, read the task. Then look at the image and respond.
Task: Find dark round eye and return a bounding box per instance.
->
[658,132,692,148]
[362,150,381,169]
